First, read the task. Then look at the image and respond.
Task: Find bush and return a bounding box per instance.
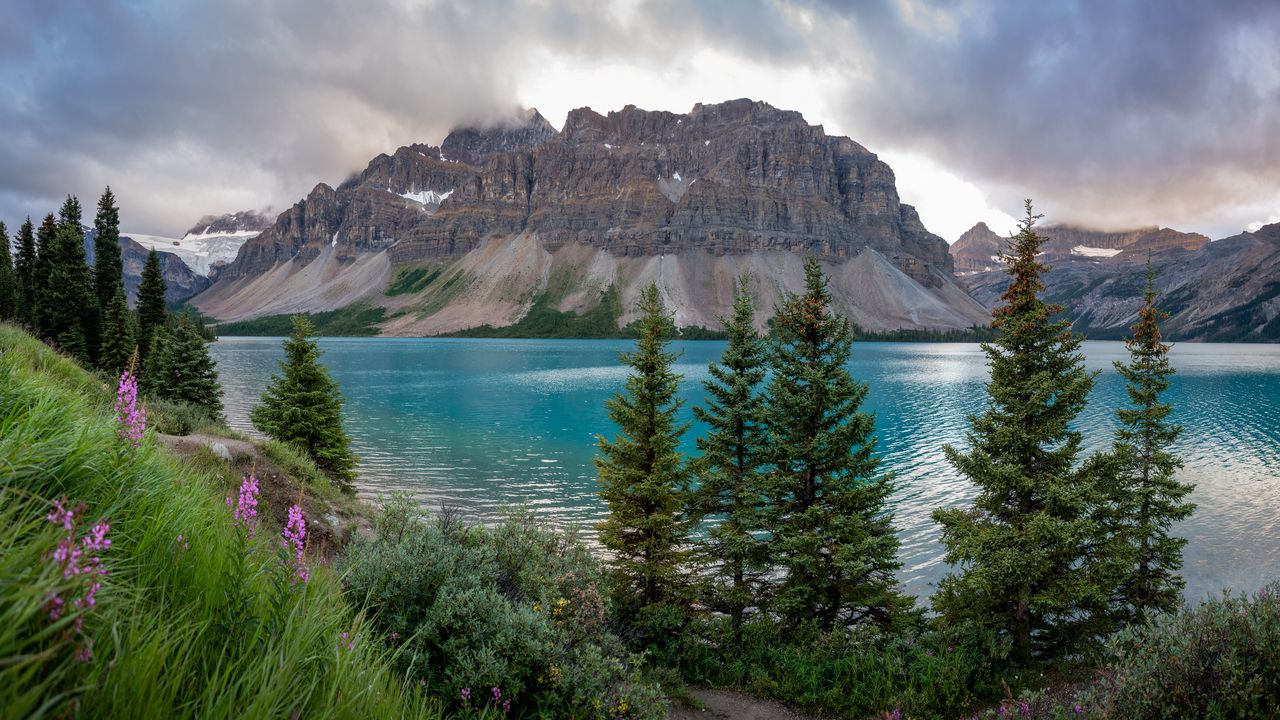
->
[342,500,666,719]
[145,396,222,435]
[672,616,1012,719]
[1089,583,1280,719]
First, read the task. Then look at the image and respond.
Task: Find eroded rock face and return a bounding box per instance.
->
[961,223,1280,341]
[951,222,1006,275]
[217,99,955,287]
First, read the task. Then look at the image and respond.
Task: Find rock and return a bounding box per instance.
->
[959,222,1280,341]
[199,98,988,332]
[208,442,233,462]
[951,222,1006,275]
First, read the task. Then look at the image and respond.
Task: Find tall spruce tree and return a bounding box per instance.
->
[38,197,97,361]
[690,276,770,632]
[99,284,136,376]
[1106,261,1194,625]
[0,222,16,321]
[14,218,37,326]
[933,201,1108,664]
[137,249,167,359]
[596,282,692,624]
[762,257,908,630]
[93,188,124,319]
[141,315,222,419]
[251,316,357,490]
[32,214,58,338]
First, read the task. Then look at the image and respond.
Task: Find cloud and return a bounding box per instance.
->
[1,0,1277,239]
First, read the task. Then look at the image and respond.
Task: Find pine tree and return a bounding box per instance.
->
[933,201,1108,665]
[762,257,908,630]
[251,316,357,490]
[37,197,97,361]
[690,276,770,632]
[14,218,37,326]
[100,283,136,376]
[93,187,124,320]
[31,214,58,336]
[0,221,17,321]
[596,282,692,624]
[1106,260,1194,625]
[141,314,223,419]
[137,249,168,359]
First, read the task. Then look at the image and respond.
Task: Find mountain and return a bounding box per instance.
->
[951,222,1005,275]
[195,99,989,334]
[126,209,271,276]
[956,222,1280,341]
[84,231,210,305]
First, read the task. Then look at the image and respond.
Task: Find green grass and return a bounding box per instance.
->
[0,323,443,719]
[386,265,444,297]
[215,305,387,337]
[448,284,629,339]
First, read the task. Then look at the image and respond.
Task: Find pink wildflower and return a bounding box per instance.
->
[229,473,260,536]
[113,370,146,448]
[43,499,110,662]
[281,503,309,584]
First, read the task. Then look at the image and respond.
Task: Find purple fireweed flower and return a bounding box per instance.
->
[1019,701,1030,716]
[44,500,110,662]
[461,687,471,708]
[502,699,511,714]
[1074,704,1084,715]
[339,631,357,651]
[281,503,308,585]
[492,686,501,702]
[113,370,146,448]
[229,473,260,536]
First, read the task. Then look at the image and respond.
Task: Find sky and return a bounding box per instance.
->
[2,0,1279,242]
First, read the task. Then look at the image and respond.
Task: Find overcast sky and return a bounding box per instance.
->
[3,0,1278,241]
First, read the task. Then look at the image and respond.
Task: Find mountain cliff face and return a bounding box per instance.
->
[951,222,1005,275]
[199,99,987,334]
[957,222,1280,341]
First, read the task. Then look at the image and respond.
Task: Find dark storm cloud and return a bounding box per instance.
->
[1,0,1276,236]
[816,0,1280,233]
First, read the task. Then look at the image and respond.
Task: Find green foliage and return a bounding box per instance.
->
[251,316,358,490]
[848,324,998,342]
[136,249,168,359]
[1098,261,1195,626]
[216,304,386,337]
[93,187,124,339]
[674,617,1012,719]
[99,284,136,376]
[1089,584,1280,719]
[144,396,222,436]
[386,264,444,296]
[0,221,16,321]
[933,201,1110,664]
[141,314,224,421]
[762,257,909,630]
[341,501,667,719]
[0,324,443,719]
[688,276,770,631]
[13,218,37,326]
[596,282,693,631]
[36,196,98,362]
[453,284,628,339]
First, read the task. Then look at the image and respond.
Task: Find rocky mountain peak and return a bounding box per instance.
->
[183,209,273,238]
[950,222,1006,275]
[439,108,558,166]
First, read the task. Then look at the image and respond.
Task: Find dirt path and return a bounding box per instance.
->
[669,689,832,720]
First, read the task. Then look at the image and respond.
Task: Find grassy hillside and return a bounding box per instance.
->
[0,323,442,719]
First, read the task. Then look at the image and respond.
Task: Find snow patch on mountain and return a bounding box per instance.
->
[124,231,255,276]
[396,188,455,206]
[1072,245,1123,258]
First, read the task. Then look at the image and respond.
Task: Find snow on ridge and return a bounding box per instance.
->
[396,187,455,205]
[1071,245,1123,258]
[181,229,261,242]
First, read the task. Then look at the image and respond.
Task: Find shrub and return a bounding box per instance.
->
[145,396,221,435]
[1089,583,1280,718]
[342,500,666,719]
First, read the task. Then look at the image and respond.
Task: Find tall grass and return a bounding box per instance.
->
[0,323,442,719]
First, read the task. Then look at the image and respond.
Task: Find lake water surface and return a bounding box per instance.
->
[210,337,1280,602]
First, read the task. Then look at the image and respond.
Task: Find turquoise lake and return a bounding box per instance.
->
[210,337,1280,602]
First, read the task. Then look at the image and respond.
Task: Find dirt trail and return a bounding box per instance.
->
[669,689,832,720]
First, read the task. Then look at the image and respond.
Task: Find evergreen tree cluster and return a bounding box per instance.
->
[598,265,911,648]
[1,188,223,421]
[599,203,1192,668]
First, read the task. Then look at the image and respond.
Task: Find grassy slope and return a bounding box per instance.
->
[0,323,442,719]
